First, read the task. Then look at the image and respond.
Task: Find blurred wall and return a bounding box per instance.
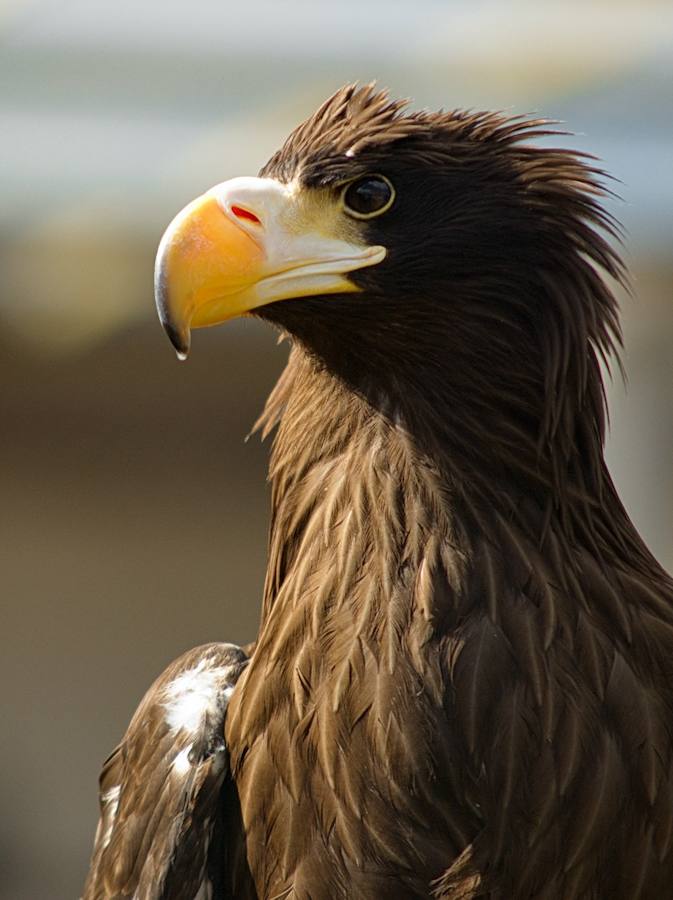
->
[1,2,672,897]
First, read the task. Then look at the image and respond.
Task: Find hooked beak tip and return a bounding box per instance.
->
[162,318,191,361]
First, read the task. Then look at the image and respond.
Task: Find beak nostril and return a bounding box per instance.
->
[231,205,262,225]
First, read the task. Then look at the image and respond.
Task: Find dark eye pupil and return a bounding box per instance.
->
[344,177,392,216]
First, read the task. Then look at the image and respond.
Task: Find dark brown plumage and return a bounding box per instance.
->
[85,85,673,899]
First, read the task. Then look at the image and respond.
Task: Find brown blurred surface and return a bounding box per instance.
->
[1,319,286,899]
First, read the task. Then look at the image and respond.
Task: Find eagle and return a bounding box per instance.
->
[83,84,673,899]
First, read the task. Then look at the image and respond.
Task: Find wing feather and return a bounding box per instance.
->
[83,643,248,900]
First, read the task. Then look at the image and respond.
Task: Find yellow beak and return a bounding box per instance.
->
[154,176,386,358]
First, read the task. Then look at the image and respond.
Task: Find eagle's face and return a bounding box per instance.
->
[154,168,399,359]
[154,160,393,359]
[156,87,534,357]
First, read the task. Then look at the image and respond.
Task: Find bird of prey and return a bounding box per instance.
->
[83,85,673,899]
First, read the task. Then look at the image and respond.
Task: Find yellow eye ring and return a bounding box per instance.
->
[341,174,395,220]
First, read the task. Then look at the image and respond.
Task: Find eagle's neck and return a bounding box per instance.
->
[258,344,658,633]
[259,347,465,636]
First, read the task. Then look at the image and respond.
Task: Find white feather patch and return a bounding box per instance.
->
[100,785,120,849]
[171,744,193,776]
[163,661,236,736]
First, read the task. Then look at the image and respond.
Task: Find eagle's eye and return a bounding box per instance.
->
[342,175,395,220]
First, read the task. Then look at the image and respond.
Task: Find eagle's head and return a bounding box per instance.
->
[155,84,624,484]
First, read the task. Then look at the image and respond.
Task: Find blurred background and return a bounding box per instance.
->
[1,0,672,896]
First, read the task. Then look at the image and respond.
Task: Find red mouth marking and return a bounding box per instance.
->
[231,205,261,225]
